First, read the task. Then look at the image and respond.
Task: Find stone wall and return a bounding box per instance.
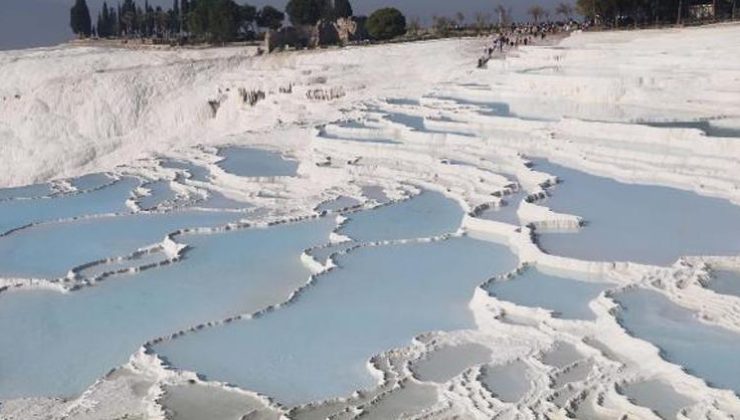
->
[265,17,369,52]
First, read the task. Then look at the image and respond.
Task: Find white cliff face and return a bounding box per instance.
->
[1,23,740,420]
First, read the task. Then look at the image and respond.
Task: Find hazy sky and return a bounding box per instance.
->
[1,0,563,50]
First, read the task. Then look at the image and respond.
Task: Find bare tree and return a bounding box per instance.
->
[494,4,510,27]
[555,2,574,20]
[407,16,422,35]
[528,5,546,24]
[455,11,465,27]
[474,11,492,32]
[432,15,455,35]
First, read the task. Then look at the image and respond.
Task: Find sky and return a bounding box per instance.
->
[0,0,564,51]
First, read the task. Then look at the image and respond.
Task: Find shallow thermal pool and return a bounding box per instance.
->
[486,267,611,320]
[338,191,464,242]
[613,288,740,395]
[216,146,298,178]
[477,189,527,225]
[154,237,518,406]
[531,159,740,265]
[0,181,55,201]
[479,361,532,403]
[0,217,335,399]
[0,177,140,235]
[0,210,241,279]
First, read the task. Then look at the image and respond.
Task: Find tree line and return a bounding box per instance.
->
[70,0,357,42]
[70,0,411,43]
[72,0,287,41]
[575,0,737,25]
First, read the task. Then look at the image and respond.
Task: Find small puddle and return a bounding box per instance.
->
[477,190,527,225]
[361,186,389,203]
[161,384,277,420]
[643,120,740,138]
[385,98,420,106]
[316,196,361,213]
[161,159,211,183]
[479,361,531,403]
[619,380,695,420]
[552,360,593,388]
[137,180,179,210]
[359,380,438,420]
[431,95,512,117]
[540,342,584,368]
[706,270,740,298]
[318,130,401,145]
[198,191,252,210]
[410,343,491,383]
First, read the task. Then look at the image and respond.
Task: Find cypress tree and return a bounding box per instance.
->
[181,0,190,33]
[97,2,111,37]
[172,0,180,34]
[110,6,119,36]
[70,0,93,37]
[97,12,105,37]
[118,3,123,35]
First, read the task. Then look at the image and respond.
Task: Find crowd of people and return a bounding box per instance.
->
[478,20,583,67]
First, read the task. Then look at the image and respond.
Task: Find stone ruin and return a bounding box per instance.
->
[335,17,368,44]
[265,17,368,53]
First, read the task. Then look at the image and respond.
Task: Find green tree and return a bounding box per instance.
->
[334,0,353,18]
[257,5,285,30]
[209,0,241,42]
[366,7,406,40]
[285,0,328,26]
[188,0,244,42]
[120,0,137,35]
[70,0,92,37]
[181,0,190,32]
[96,2,112,37]
[188,0,209,37]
